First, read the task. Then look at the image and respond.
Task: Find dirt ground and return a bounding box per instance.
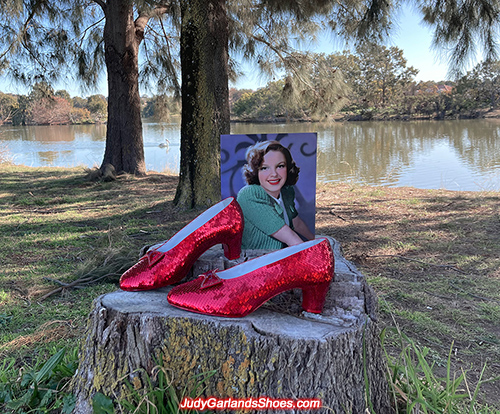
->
[314,182,500,408]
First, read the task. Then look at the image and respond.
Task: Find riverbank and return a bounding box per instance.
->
[0,165,499,410]
[231,107,500,123]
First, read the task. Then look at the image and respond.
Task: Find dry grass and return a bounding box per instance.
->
[316,182,500,407]
[0,320,75,356]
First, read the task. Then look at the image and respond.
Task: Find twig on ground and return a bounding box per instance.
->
[40,272,119,301]
[367,254,467,273]
[448,283,499,303]
[43,277,70,286]
[329,210,347,221]
[424,291,456,301]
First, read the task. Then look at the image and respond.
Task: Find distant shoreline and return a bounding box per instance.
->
[2,108,500,127]
[231,107,500,124]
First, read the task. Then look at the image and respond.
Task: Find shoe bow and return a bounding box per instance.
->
[199,269,223,289]
[147,250,165,267]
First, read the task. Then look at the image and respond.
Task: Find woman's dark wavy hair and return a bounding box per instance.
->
[242,140,300,186]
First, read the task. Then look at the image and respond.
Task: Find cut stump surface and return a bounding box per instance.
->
[71,237,390,413]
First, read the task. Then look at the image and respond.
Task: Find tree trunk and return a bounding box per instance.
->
[100,0,146,176]
[71,237,391,414]
[174,0,230,208]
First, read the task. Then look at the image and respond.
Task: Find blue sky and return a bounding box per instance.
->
[232,4,455,90]
[0,5,475,97]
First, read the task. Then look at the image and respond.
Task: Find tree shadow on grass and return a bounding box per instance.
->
[0,168,190,291]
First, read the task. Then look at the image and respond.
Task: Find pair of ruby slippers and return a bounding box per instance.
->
[119,197,335,318]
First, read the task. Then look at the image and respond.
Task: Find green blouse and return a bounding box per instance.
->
[236,184,299,250]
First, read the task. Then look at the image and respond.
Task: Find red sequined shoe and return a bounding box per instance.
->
[167,238,334,317]
[120,197,244,291]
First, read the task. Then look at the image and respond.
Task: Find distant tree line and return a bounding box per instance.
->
[0,82,181,126]
[2,46,500,126]
[0,82,107,126]
[230,44,500,121]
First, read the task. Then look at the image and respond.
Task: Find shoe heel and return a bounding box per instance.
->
[223,233,242,260]
[302,281,331,314]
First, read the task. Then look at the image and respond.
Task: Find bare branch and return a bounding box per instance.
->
[93,0,106,13]
[77,16,105,47]
[135,3,172,34]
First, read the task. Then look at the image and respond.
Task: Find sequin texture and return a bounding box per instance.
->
[119,198,244,291]
[167,238,335,317]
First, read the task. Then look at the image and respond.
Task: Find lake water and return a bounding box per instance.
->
[1,119,500,192]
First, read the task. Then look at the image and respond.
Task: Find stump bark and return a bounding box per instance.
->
[71,237,391,413]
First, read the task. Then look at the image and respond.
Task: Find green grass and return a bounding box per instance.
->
[0,347,78,413]
[478,303,500,322]
[0,166,182,357]
[0,165,190,413]
[2,166,500,413]
[382,327,500,414]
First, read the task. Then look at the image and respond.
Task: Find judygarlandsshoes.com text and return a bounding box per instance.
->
[179,396,322,411]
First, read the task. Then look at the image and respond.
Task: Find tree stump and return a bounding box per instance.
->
[71,237,391,413]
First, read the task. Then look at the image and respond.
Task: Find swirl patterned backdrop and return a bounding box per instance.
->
[220,133,317,235]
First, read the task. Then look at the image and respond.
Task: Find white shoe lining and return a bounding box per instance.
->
[149,198,234,253]
[219,238,323,280]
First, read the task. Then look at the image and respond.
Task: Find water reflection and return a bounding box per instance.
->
[1,124,107,143]
[316,122,420,186]
[37,150,74,165]
[313,120,500,190]
[38,151,60,164]
[1,119,500,191]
